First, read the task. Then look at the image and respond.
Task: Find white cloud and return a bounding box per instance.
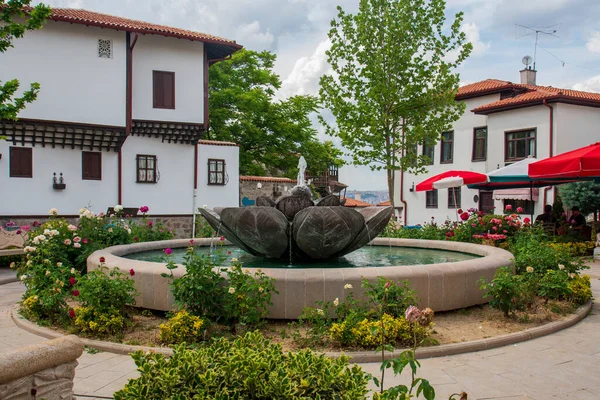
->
[461,22,490,56]
[586,32,600,53]
[572,75,600,93]
[279,39,331,98]
[235,21,274,51]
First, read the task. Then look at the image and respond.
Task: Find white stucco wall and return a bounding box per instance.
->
[0,22,126,126]
[197,144,240,209]
[555,103,600,154]
[120,136,195,214]
[0,142,118,215]
[132,35,205,123]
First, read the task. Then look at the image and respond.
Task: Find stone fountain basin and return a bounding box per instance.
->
[88,238,514,319]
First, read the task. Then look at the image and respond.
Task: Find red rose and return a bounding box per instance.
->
[460,212,469,221]
[99,256,106,263]
[523,217,531,224]
[134,237,139,242]
[457,209,463,214]
[72,289,80,297]
[69,277,77,286]
[505,204,512,211]
[220,236,225,241]
[68,309,75,318]
[129,269,135,276]
[516,207,523,213]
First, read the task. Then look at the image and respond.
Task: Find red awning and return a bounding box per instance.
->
[529,142,600,179]
[416,170,488,192]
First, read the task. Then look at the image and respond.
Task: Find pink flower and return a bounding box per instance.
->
[82,238,88,244]
[505,204,512,211]
[68,309,75,318]
[471,223,477,227]
[384,281,391,289]
[64,239,71,245]
[32,221,41,227]
[516,207,523,213]
[139,205,149,213]
[129,269,135,276]
[219,236,225,241]
[21,225,30,231]
[148,221,153,227]
[73,243,81,248]
[492,226,498,231]
[503,230,508,233]
[73,236,81,243]
[16,230,22,235]
[189,239,195,245]
[164,248,172,255]
[524,217,531,224]
[72,289,80,297]
[405,306,422,323]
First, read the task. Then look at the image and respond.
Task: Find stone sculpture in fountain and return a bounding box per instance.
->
[199,157,392,261]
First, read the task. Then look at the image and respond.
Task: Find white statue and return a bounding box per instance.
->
[297,155,307,186]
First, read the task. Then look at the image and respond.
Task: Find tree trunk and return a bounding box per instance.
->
[387,168,395,222]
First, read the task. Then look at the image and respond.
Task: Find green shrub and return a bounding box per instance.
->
[363,277,416,318]
[73,306,125,336]
[538,269,571,301]
[159,310,206,344]
[329,313,430,348]
[568,274,592,305]
[75,262,137,314]
[113,331,370,399]
[479,267,524,317]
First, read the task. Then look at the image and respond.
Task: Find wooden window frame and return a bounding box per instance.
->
[82,151,102,180]
[153,70,175,110]
[9,147,33,178]
[136,154,157,184]
[425,189,438,209]
[472,126,487,161]
[208,159,226,186]
[505,128,536,162]
[440,131,454,164]
[448,187,461,209]
[422,142,435,166]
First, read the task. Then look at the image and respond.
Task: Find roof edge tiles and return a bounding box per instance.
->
[240,176,297,183]
[198,140,238,147]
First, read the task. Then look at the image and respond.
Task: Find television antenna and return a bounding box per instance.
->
[515,24,559,70]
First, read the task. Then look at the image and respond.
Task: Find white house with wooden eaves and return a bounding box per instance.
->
[395,68,600,226]
[0,8,241,227]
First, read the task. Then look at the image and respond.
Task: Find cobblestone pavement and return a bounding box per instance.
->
[0,262,598,399]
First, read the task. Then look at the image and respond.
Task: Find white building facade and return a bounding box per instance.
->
[0,9,241,230]
[397,71,600,226]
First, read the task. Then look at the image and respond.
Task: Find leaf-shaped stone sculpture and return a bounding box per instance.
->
[337,206,393,256]
[220,207,290,259]
[292,207,364,259]
[197,208,258,255]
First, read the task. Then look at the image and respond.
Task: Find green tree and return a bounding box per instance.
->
[1,0,51,121]
[208,49,343,178]
[559,181,600,221]
[319,0,472,211]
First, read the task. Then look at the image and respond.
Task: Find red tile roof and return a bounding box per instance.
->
[198,139,238,147]
[240,176,297,183]
[342,197,374,207]
[46,8,241,50]
[377,200,391,206]
[473,84,600,114]
[456,79,515,100]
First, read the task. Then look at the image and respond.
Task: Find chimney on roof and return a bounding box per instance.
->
[354,192,361,202]
[520,66,537,85]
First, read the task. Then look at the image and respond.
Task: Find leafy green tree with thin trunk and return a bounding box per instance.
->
[559,181,600,222]
[208,49,344,178]
[319,0,472,216]
[1,0,51,122]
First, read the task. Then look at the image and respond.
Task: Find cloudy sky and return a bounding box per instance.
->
[46,0,600,190]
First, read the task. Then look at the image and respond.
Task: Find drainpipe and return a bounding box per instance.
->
[400,118,408,225]
[542,100,554,207]
[119,32,139,205]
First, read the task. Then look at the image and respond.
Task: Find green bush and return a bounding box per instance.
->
[75,262,137,314]
[537,269,571,301]
[363,277,416,318]
[159,310,206,344]
[568,274,592,305]
[479,267,524,317]
[113,331,370,399]
[73,306,125,336]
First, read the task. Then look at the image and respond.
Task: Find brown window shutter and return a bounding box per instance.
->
[153,71,164,108]
[10,147,33,178]
[164,72,175,109]
[82,152,102,180]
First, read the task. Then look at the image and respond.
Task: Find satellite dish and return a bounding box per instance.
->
[522,55,533,67]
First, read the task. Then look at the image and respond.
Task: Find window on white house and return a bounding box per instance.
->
[98,39,112,59]
[506,129,536,161]
[440,131,453,164]
[422,142,435,165]
[82,151,102,180]
[426,189,438,208]
[472,126,487,161]
[136,155,157,183]
[153,71,175,109]
[208,159,226,185]
[448,187,461,209]
[9,147,32,178]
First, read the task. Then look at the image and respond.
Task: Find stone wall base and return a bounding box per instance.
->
[0,361,77,400]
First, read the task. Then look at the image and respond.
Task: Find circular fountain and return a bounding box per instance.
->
[87,157,514,318]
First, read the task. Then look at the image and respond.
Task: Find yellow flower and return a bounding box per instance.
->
[526,267,534,273]
[231,258,239,263]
